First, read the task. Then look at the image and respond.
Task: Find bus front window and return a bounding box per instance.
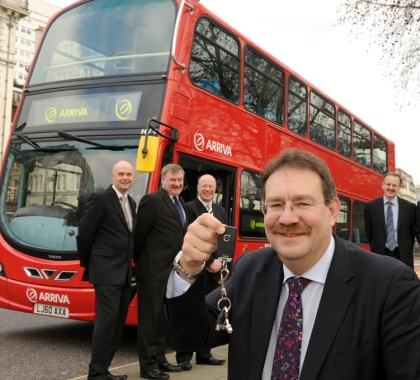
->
[29,0,176,85]
[0,140,147,258]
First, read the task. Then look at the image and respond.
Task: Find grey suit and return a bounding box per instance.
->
[163,235,420,379]
[77,185,136,380]
[364,196,416,268]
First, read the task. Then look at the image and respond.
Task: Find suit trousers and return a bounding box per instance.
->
[175,270,219,363]
[88,283,130,380]
[137,278,168,372]
[385,247,400,261]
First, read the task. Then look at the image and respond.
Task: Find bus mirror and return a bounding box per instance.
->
[136,136,159,172]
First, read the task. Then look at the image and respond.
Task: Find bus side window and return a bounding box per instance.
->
[288,77,307,137]
[338,110,352,159]
[239,170,266,239]
[336,196,350,240]
[353,121,372,168]
[244,46,285,125]
[373,134,388,174]
[352,200,368,244]
[189,18,240,104]
[309,91,336,151]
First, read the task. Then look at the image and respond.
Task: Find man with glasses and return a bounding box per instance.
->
[162,149,420,379]
[364,172,416,268]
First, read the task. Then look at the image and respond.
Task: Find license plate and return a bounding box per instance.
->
[34,303,69,318]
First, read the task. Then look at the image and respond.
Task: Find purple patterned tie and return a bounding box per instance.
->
[271,277,311,380]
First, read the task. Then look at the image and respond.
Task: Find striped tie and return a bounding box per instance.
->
[386,201,397,251]
[206,203,212,214]
[120,195,130,231]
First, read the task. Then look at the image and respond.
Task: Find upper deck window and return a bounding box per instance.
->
[373,134,388,174]
[29,0,176,85]
[353,120,372,168]
[244,47,284,125]
[338,110,351,158]
[189,18,240,103]
[288,77,307,136]
[310,91,336,150]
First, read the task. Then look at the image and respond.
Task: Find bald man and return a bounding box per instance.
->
[78,161,137,380]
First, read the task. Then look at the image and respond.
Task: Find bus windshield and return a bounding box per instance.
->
[0,139,147,258]
[29,0,176,86]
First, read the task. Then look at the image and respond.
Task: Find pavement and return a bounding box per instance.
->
[70,344,228,380]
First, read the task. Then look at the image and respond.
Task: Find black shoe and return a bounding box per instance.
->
[177,361,192,371]
[140,369,170,379]
[196,356,226,365]
[158,362,182,372]
[107,373,128,380]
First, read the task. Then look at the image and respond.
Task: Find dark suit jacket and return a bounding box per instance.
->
[186,198,227,269]
[77,185,137,286]
[163,235,420,380]
[416,201,420,244]
[364,196,416,268]
[133,187,188,282]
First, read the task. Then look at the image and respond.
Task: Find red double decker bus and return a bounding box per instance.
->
[0,0,393,324]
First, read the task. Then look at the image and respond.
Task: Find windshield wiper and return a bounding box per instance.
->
[57,131,138,151]
[17,133,77,152]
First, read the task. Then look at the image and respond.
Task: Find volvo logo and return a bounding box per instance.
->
[115,99,132,120]
[45,107,57,123]
[194,132,205,151]
[222,234,231,242]
[27,288,38,303]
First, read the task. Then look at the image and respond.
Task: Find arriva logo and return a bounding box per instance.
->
[45,107,57,123]
[26,287,70,304]
[26,287,37,303]
[115,99,132,120]
[193,132,232,156]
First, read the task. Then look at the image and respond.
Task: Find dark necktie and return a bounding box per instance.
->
[120,195,130,231]
[173,196,185,228]
[386,201,397,251]
[271,277,311,380]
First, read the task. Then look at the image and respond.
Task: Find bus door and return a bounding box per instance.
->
[178,154,236,267]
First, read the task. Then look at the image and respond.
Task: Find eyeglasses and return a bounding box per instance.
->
[383,183,400,188]
[261,200,326,218]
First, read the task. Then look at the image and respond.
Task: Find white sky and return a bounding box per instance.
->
[44,0,420,183]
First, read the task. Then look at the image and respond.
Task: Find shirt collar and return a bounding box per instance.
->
[112,185,124,199]
[283,234,335,285]
[198,196,211,208]
[383,196,398,206]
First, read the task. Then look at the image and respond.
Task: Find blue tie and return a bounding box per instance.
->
[386,201,397,251]
[174,196,185,228]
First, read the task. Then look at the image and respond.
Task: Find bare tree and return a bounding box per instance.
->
[337,0,420,102]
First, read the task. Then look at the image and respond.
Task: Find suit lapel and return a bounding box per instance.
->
[250,254,283,379]
[375,198,386,233]
[397,197,404,230]
[300,237,355,380]
[128,194,137,231]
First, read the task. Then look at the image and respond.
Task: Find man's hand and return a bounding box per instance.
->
[180,213,225,275]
